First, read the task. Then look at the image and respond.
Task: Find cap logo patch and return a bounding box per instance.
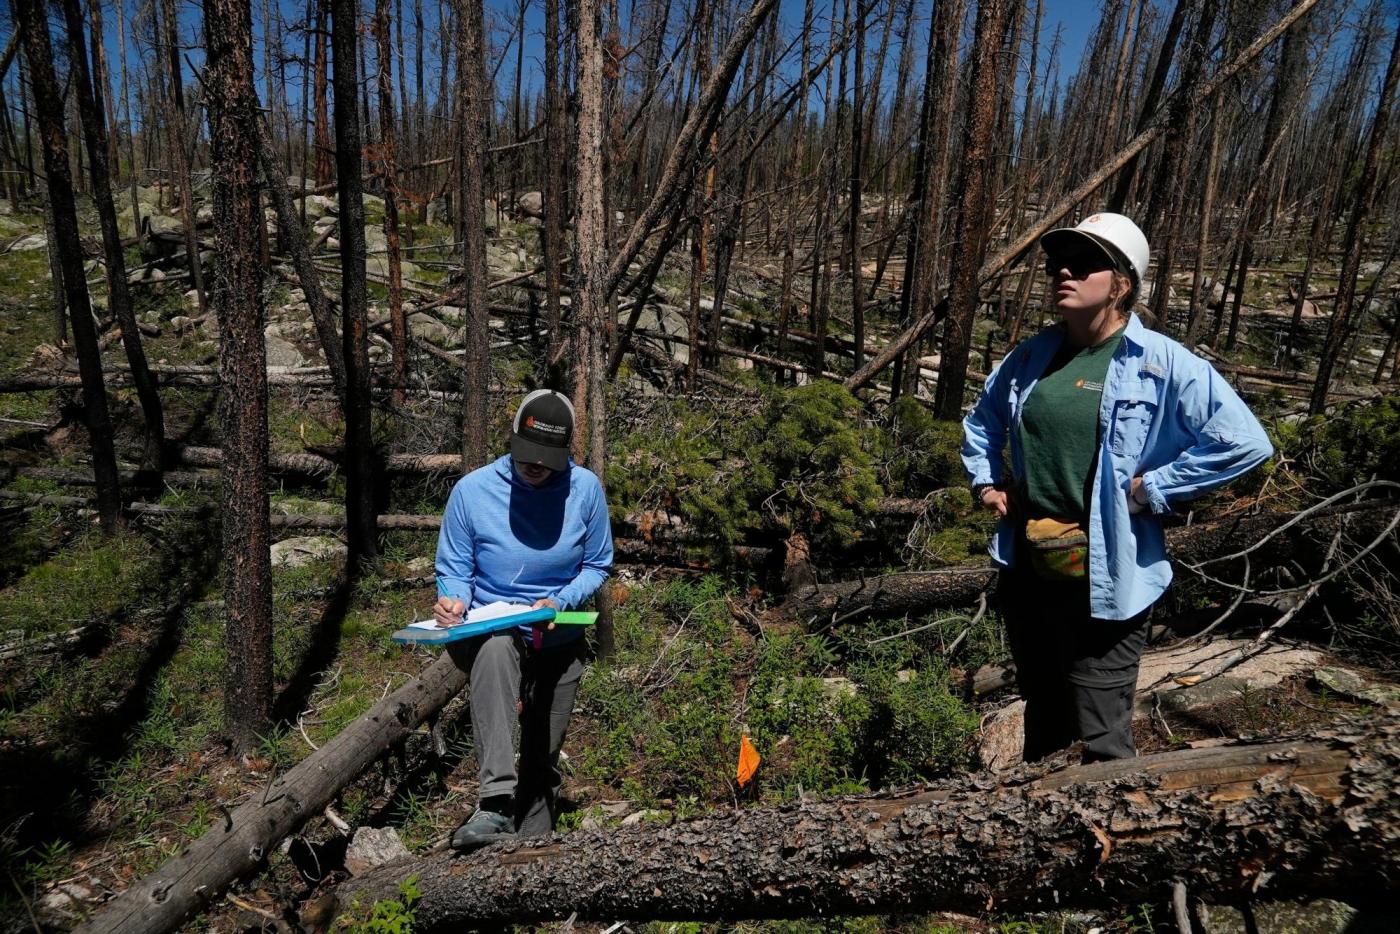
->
[1088,214,1101,223]
[525,416,534,428]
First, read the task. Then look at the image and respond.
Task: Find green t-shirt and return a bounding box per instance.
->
[1019,326,1126,521]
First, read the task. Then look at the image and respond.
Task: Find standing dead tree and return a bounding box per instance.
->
[932,0,1011,420]
[1309,17,1400,413]
[204,0,276,751]
[60,0,165,471]
[15,0,122,533]
[331,0,380,563]
[845,0,1323,393]
[457,0,490,468]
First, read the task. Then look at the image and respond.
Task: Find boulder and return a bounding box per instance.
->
[314,214,338,231]
[1313,666,1400,706]
[264,331,307,368]
[144,214,183,239]
[409,312,459,345]
[978,639,1327,770]
[344,826,412,876]
[483,199,499,231]
[363,225,388,251]
[517,190,544,217]
[302,194,339,221]
[194,204,213,226]
[8,233,46,251]
[425,197,448,227]
[270,536,348,569]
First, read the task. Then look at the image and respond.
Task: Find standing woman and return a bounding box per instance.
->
[434,390,614,848]
[962,213,1273,763]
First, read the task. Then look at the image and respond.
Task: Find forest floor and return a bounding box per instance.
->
[1,191,1398,933]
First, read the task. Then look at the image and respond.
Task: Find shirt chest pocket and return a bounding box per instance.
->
[1109,379,1161,458]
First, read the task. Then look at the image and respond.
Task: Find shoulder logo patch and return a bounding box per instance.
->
[1141,362,1166,379]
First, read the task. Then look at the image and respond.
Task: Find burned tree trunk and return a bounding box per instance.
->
[60,0,165,471]
[15,0,122,533]
[338,713,1400,927]
[203,0,274,752]
[457,0,490,469]
[1309,20,1400,413]
[73,652,469,934]
[331,0,379,563]
[542,0,566,360]
[373,0,408,405]
[256,123,348,402]
[932,0,1010,420]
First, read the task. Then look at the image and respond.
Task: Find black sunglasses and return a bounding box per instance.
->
[1044,251,1117,279]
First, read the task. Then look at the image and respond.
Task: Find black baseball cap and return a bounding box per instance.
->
[510,390,575,471]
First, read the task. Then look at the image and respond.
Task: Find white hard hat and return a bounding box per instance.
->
[1040,212,1150,285]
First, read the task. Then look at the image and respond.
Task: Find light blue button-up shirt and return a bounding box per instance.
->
[962,313,1274,620]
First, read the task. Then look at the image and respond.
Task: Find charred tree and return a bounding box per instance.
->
[60,0,165,471]
[932,0,1010,420]
[331,0,380,563]
[542,0,566,359]
[1309,19,1399,413]
[338,714,1400,927]
[373,0,408,405]
[313,0,334,184]
[203,0,275,752]
[15,0,122,533]
[159,0,208,316]
[457,0,490,469]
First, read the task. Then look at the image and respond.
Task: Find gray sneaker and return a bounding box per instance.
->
[450,808,515,851]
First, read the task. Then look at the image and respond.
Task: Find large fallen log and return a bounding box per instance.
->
[775,501,1392,625]
[334,713,1400,927]
[74,651,470,934]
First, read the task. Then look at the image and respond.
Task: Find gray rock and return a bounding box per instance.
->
[144,214,183,238]
[363,225,388,251]
[1313,666,1400,706]
[314,214,338,230]
[9,233,47,251]
[425,197,448,226]
[409,313,459,346]
[195,204,214,226]
[620,808,668,827]
[517,190,544,217]
[302,194,339,221]
[1204,898,1394,934]
[344,826,412,876]
[265,332,307,368]
[270,536,348,569]
[38,881,96,921]
[484,199,499,231]
[579,800,633,831]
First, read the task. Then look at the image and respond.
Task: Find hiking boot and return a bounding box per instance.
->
[450,808,515,851]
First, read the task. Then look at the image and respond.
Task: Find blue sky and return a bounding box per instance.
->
[47,0,1392,131]
[85,0,1108,122]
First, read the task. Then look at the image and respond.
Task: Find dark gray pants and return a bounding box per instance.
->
[449,631,585,836]
[999,567,1151,762]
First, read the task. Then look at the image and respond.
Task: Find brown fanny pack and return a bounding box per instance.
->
[1023,517,1088,581]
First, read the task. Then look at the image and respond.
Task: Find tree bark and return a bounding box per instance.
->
[72,652,469,934]
[374,0,408,406]
[203,0,275,752]
[457,0,490,469]
[15,0,122,534]
[337,713,1400,927]
[331,0,380,564]
[932,0,1009,420]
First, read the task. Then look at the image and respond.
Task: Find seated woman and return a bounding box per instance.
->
[962,212,1273,763]
[433,390,613,849]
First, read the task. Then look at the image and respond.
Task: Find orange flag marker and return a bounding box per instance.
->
[736,734,761,787]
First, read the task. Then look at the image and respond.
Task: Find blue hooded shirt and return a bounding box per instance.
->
[435,454,614,646]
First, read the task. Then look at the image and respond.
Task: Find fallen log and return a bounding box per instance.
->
[774,501,1391,625]
[334,712,1400,927]
[74,651,470,934]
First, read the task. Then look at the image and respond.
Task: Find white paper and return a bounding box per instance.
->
[408,601,536,631]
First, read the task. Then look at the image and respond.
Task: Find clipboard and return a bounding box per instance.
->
[391,606,598,645]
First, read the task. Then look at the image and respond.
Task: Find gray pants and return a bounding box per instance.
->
[999,566,1151,762]
[448,631,585,836]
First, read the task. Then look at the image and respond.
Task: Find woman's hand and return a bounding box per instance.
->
[1127,476,1150,514]
[433,596,466,627]
[979,486,1013,518]
[532,597,559,630]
